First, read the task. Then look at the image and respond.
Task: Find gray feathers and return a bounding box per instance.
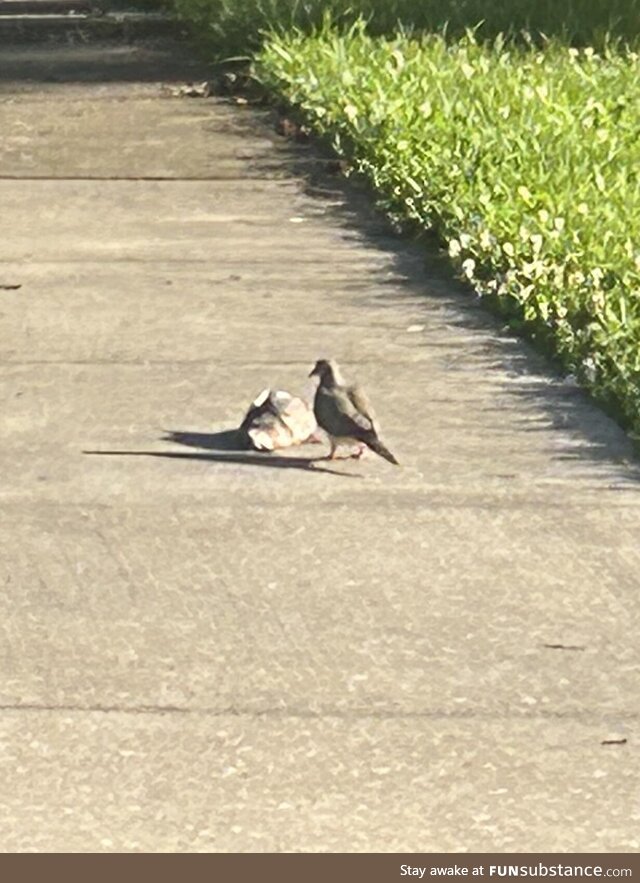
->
[309,359,399,465]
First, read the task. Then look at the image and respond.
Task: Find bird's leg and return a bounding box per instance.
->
[317,438,340,462]
[351,443,367,459]
[324,439,360,461]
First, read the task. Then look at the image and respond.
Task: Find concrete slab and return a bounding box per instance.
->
[0,42,210,85]
[0,11,176,43]
[0,40,639,852]
[1,712,637,852]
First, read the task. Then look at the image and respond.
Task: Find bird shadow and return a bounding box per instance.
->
[83,429,363,478]
[163,428,248,451]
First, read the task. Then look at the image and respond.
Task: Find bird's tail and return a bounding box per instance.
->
[365,435,400,466]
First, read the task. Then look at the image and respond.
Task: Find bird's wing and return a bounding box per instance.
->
[347,383,378,432]
[315,385,373,439]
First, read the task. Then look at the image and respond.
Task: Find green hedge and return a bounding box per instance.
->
[174,0,640,57]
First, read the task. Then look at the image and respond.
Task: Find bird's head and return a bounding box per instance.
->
[309,358,342,386]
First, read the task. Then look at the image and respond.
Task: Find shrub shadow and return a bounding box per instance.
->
[249,121,640,486]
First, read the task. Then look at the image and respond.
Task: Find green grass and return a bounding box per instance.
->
[174,0,640,57]
[257,27,640,434]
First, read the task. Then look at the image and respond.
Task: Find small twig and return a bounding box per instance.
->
[543,643,586,651]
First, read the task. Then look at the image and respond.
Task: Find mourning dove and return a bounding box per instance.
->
[309,359,399,465]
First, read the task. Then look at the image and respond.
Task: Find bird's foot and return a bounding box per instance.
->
[323,446,365,461]
[326,447,350,461]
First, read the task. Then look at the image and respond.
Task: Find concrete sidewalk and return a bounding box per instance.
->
[0,39,639,853]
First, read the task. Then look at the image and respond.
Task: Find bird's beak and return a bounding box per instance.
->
[309,366,318,378]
